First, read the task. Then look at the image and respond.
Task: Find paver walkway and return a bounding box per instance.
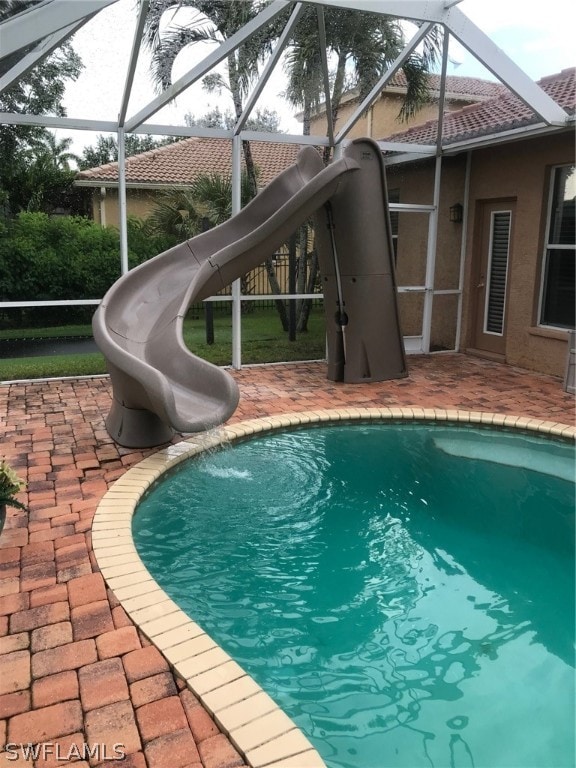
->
[1,355,574,768]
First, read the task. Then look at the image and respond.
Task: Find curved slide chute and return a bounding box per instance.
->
[94,146,357,447]
[94,138,406,448]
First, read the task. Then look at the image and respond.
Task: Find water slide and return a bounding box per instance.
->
[93,138,406,448]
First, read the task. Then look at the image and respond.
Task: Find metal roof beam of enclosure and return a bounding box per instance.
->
[116,1,149,281]
[135,123,233,139]
[124,0,291,133]
[307,0,568,126]
[422,31,451,354]
[117,128,129,275]
[334,21,435,144]
[302,1,451,25]
[0,0,118,59]
[435,31,450,153]
[317,6,334,146]
[118,0,149,127]
[0,113,118,132]
[0,20,88,95]
[237,130,332,145]
[234,2,305,135]
[231,136,242,370]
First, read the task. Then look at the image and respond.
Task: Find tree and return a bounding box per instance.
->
[144,170,255,242]
[32,133,80,170]
[144,170,259,320]
[143,1,290,324]
[0,1,83,217]
[78,134,178,170]
[21,154,75,214]
[185,106,282,133]
[142,0,283,197]
[284,6,441,151]
[282,7,441,330]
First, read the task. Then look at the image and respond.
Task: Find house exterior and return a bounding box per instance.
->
[75,138,304,228]
[75,74,503,227]
[383,68,575,378]
[75,71,574,379]
[307,71,508,139]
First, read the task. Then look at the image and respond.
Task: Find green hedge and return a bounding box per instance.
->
[0,213,171,327]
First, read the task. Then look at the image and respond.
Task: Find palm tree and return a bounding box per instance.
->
[283,7,441,331]
[144,187,204,242]
[285,6,442,148]
[142,1,292,325]
[0,1,82,217]
[142,0,282,197]
[145,170,254,241]
[145,170,277,319]
[30,133,80,171]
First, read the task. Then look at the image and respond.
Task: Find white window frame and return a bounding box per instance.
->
[538,163,576,331]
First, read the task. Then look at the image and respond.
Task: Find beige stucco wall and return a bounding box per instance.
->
[388,155,467,350]
[387,132,574,377]
[84,128,574,378]
[460,132,574,377]
[310,92,474,142]
[90,188,160,229]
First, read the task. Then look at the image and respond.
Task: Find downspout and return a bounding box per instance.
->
[454,151,472,351]
[231,134,242,369]
[367,106,373,138]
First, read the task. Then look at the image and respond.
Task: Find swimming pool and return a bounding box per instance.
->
[132,419,575,768]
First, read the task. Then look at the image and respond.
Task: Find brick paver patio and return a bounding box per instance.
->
[1,355,574,768]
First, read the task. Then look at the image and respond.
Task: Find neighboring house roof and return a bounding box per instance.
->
[301,72,507,122]
[77,70,574,188]
[383,71,508,101]
[75,137,303,187]
[383,68,575,148]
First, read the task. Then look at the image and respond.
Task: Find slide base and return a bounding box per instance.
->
[106,399,174,449]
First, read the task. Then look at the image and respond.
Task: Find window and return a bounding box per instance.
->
[485,211,511,335]
[540,165,575,329]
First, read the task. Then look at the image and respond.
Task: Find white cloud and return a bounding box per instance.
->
[447,0,574,81]
[459,0,575,32]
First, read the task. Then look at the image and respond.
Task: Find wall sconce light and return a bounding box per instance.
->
[449,203,463,223]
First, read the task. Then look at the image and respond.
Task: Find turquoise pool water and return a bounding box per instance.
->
[133,424,575,768]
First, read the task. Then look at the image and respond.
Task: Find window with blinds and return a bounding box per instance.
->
[485,211,511,335]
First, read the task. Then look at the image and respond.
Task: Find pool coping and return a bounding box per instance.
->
[91,407,576,768]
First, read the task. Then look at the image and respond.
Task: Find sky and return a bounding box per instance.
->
[57,0,575,154]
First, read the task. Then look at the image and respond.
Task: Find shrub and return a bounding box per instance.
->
[0,212,171,328]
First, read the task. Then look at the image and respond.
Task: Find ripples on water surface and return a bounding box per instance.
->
[133,424,575,768]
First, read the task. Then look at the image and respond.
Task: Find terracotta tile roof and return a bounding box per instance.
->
[383,68,575,147]
[308,73,507,121]
[388,71,508,100]
[76,137,303,186]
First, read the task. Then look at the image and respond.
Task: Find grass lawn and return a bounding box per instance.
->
[0,307,326,381]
